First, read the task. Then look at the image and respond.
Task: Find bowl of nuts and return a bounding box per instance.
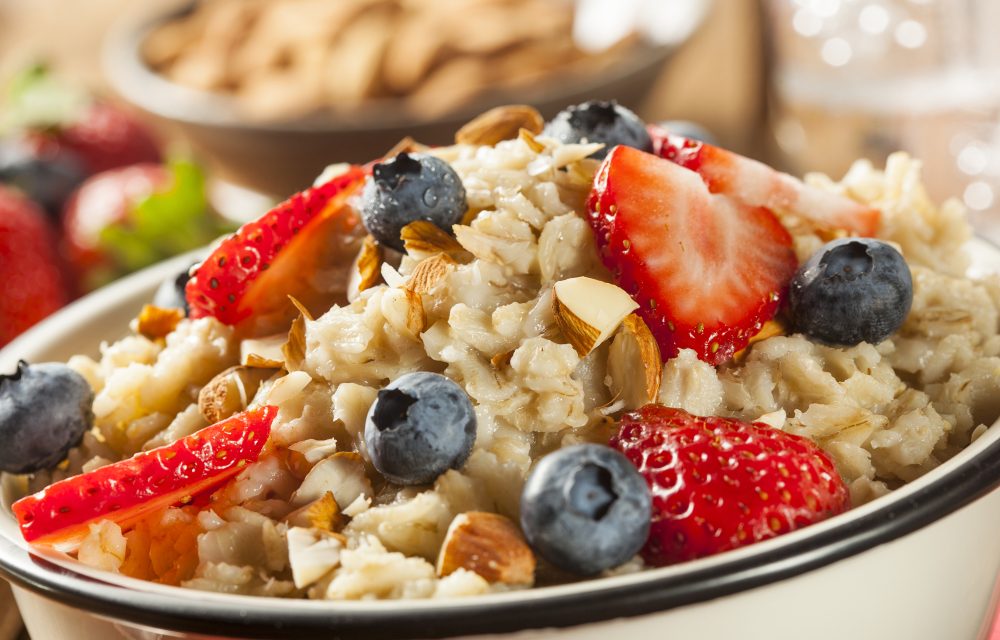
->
[103,0,710,196]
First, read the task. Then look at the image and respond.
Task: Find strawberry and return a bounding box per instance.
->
[60,160,231,293]
[587,145,798,365]
[186,166,368,336]
[0,186,69,347]
[12,405,276,550]
[649,125,880,237]
[611,405,849,566]
[61,163,170,289]
[27,102,161,176]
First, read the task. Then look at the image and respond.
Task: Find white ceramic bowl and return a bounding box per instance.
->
[3,241,1000,640]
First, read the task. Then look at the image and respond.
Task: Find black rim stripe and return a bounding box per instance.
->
[2,432,1000,639]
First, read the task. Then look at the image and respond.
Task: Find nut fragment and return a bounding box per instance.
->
[400,220,472,262]
[405,253,456,294]
[198,366,278,423]
[455,104,544,146]
[285,491,346,532]
[607,314,662,409]
[348,235,384,300]
[518,128,546,153]
[436,512,535,585]
[291,452,373,509]
[287,526,345,589]
[240,334,286,368]
[134,305,183,340]
[283,314,307,372]
[404,288,427,335]
[552,277,639,356]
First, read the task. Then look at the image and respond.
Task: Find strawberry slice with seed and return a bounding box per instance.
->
[649,125,880,237]
[12,406,276,550]
[587,145,797,365]
[186,166,368,336]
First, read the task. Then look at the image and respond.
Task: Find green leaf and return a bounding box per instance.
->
[2,63,89,133]
[98,158,236,277]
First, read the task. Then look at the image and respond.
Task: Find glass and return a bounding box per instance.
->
[763,0,1000,238]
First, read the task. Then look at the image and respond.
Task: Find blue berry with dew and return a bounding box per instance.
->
[520,444,651,575]
[360,153,467,252]
[543,100,652,159]
[364,372,476,485]
[0,361,94,474]
[153,261,199,315]
[789,238,913,346]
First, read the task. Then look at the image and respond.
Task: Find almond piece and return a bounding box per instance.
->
[348,235,384,301]
[607,314,662,409]
[455,105,544,146]
[400,220,472,262]
[291,452,373,508]
[134,305,183,340]
[552,277,639,356]
[405,253,456,294]
[240,334,286,368]
[198,366,277,423]
[436,512,535,586]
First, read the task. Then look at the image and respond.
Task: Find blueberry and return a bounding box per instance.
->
[543,100,652,159]
[153,262,198,315]
[0,138,86,216]
[360,153,467,252]
[520,444,651,575]
[655,120,717,145]
[365,372,476,485]
[789,238,913,346]
[0,361,94,474]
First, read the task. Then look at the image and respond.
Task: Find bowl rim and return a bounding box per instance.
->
[2,239,1000,639]
[101,0,711,133]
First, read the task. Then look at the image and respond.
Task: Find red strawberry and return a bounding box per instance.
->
[649,126,880,237]
[61,163,170,289]
[587,145,798,365]
[0,186,69,347]
[186,166,368,336]
[29,102,162,176]
[611,405,849,566]
[12,405,276,550]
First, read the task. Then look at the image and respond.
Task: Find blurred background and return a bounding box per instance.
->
[3,0,1000,637]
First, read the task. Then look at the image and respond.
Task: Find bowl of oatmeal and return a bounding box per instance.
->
[2,102,1000,640]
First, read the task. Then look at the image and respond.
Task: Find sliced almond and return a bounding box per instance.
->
[607,314,662,409]
[455,104,544,146]
[436,512,535,586]
[405,253,456,294]
[198,366,277,423]
[134,305,184,340]
[283,314,307,372]
[266,370,312,406]
[552,277,638,357]
[382,136,429,159]
[518,128,546,154]
[241,334,286,368]
[287,526,344,589]
[490,349,514,369]
[291,452,373,508]
[732,319,787,363]
[404,288,427,335]
[285,491,345,532]
[348,235,384,301]
[400,220,472,262]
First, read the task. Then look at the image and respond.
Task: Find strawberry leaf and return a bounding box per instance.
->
[2,63,89,133]
[98,159,235,275]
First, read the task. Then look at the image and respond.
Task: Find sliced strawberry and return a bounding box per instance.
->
[587,146,797,365]
[186,166,368,336]
[12,406,276,550]
[649,125,880,237]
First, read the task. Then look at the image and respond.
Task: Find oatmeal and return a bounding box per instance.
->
[4,102,999,600]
